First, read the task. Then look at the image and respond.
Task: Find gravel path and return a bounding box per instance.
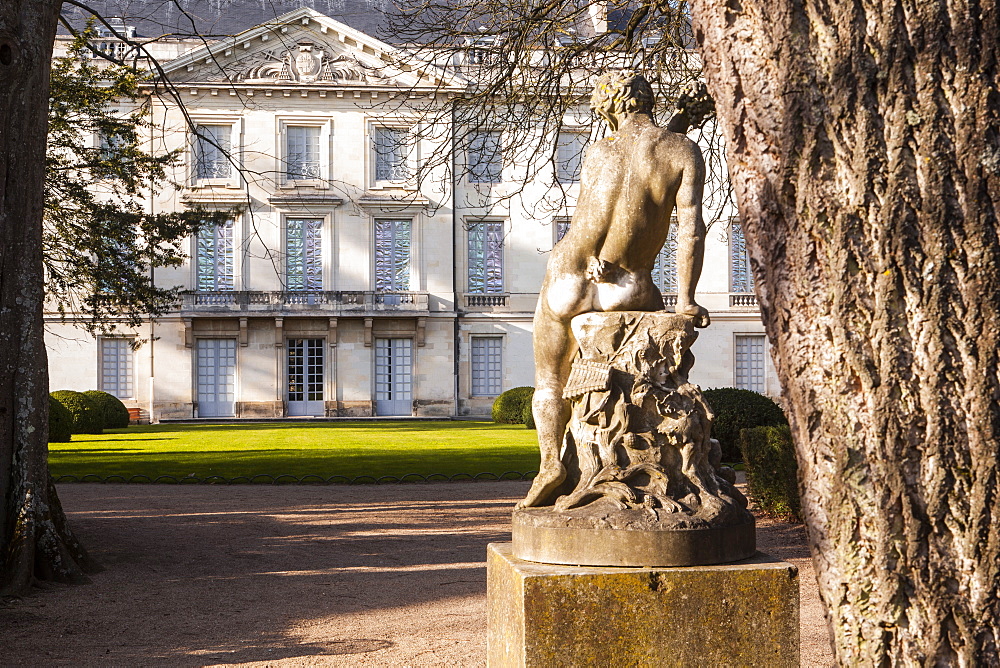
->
[1,483,833,666]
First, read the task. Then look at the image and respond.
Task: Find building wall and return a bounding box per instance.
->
[44,14,781,421]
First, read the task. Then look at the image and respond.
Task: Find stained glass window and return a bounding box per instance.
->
[469,131,501,183]
[652,224,678,293]
[374,219,411,291]
[100,338,134,399]
[194,124,232,179]
[556,131,587,183]
[197,220,234,291]
[735,334,766,393]
[468,221,504,294]
[285,125,321,180]
[286,218,323,291]
[471,337,503,396]
[730,219,755,293]
[373,127,411,182]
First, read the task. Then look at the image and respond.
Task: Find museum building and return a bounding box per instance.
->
[45,6,778,420]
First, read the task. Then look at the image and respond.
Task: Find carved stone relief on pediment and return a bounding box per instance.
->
[181,40,390,85]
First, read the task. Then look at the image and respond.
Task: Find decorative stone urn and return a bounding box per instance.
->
[512,311,756,567]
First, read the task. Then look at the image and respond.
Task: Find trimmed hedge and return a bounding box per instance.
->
[739,425,800,521]
[48,395,74,443]
[522,401,536,430]
[50,390,103,435]
[703,388,786,462]
[83,390,131,429]
[492,386,534,425]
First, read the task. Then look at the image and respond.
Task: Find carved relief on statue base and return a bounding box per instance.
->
[512,311,756,567]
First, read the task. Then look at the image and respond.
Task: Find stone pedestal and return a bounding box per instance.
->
[487,543,799,668]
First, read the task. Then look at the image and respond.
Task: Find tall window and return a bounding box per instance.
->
[652,225,678,294]
[735,334,766,393]
[286,218,323,291]
[556,131,588,183]
[555,218,571,243]
[194,124,232,180]
[100,338,134,399]
[730,219,755,293]
[468,221,504,294]
[373,127,411,182]
[374,219,411,291]
[285,125,321,180]
[471,337,503,396]
[197,220,234,291]
[469,131,501,183]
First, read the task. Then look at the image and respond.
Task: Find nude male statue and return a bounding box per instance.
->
[519,72,711,509]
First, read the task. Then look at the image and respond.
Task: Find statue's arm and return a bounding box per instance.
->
[674,143,709,326]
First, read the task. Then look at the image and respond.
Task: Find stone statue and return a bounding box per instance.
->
[513,73,754,567]
[521,72,710,509]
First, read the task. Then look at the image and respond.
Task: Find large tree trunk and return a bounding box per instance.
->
[692,0,1000,663]
[0,0,98,596]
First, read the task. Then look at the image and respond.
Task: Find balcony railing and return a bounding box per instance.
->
[729,293,759,308]
[180,290,429,313]
[464,293,509,309]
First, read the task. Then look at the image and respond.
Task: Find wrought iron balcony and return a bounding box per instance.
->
[179,290,429,314]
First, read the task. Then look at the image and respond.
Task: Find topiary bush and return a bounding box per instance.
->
[739,425,800,521]
[50,390,103,435]
[48,394,73,442]
[492,386,534,424]
[522,401,536,430]
[83,390,131,429]
[703,388,787,462]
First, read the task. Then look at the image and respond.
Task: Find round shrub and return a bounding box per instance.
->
[523,401,536,430]
[48,394,73,443]
[83,390,131,429]
[703,388,786,463]
[492,386,534,424]
[740,425,800,521]
[50,390,103,435]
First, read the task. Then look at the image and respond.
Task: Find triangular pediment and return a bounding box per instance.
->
[160,8,461,90]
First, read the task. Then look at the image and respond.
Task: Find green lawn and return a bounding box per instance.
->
[48,421,541,482]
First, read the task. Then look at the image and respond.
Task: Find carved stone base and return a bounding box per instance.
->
[512,510,755,567]
[515,311,755,567]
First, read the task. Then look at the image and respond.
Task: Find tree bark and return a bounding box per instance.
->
[0,0,99,596]
[691,0,1000,663]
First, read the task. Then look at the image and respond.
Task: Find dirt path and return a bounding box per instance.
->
[1,483,832,666]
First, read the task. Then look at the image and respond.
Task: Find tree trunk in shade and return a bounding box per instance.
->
[691,0,1000,662]
[0,0,100,595]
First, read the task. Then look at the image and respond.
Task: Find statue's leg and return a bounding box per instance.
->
[517,309,577,509]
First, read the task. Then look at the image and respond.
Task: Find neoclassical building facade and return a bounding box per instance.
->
[46,7,777,419]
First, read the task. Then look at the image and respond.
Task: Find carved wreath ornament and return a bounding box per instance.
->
[238,42,374,83]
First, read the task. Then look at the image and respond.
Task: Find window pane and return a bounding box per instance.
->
[286,125,321,179]
[197,220,234,291]
[556,131,587,183]
[100,338,134,399]
[730,219,755,292]
[468,221,504,293]
[374,219,411,291]
[734,335,766,393]
[471,337,502,396]
[469,131,501,183]
[195,124,232,179]
[373,127,410,181]
[555,218,571,242]
[652,223,678,293]
[286,218,323,290]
